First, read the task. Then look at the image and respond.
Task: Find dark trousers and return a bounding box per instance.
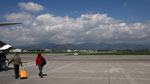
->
[14,65,19,79]
[38,66,43,76]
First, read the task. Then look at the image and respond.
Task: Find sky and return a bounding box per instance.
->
[0,0,150,47]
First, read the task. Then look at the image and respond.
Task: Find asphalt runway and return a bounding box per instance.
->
[1,54,150,84]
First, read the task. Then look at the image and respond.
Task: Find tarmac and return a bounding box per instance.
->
[1,54,150,84]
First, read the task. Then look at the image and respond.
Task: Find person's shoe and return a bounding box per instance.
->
[38,74,43,78]
[15,77,18,79]
[4,69,8,71]
[40,75,43,78]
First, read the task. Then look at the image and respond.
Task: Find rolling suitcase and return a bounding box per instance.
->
[20,67,27,79]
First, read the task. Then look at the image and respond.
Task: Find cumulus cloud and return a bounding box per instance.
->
[18,2,44,12]
[1,13,150,46]
[32,13,150,44]
[0,26,36,46]
[5,12,33,25]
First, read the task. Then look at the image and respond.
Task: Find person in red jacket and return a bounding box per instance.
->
[36,53,46,78]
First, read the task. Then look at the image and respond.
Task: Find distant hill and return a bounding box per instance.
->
[14,42,150,50]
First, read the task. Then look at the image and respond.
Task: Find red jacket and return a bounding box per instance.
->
[36,56,44,66]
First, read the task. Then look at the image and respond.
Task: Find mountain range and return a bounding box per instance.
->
[15,42,150,50]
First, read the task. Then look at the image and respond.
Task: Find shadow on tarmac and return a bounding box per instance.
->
[43,74,47,76]
[0,67,14,72]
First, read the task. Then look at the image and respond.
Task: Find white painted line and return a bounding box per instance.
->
[50,62,77,72]
[117,63,137,84]
[23,62,35,67]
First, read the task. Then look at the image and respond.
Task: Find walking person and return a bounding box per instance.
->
[9,53,23,79]
[36,53,46,78]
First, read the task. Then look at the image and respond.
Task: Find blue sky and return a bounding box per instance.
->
[0,0,150,23]
[0,0,150,48]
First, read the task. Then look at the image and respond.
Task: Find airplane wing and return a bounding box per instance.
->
[0,22,21,26]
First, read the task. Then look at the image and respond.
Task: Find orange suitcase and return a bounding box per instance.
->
[20,67,27,79]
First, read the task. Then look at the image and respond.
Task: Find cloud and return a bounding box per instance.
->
[2,13,150,46]
[0,26,36,46]
[18,2,44,12]
[5,12,33,25]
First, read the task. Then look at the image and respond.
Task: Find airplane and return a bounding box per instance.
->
[0,22,21,71]
[0,41,12,51]
[0,22,21,50]
[0,41,11,71]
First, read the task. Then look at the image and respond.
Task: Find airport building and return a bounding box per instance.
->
[10,49,22,52]
[43,49,51,52]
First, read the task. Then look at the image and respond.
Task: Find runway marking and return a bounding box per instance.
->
[50,62,77,72]
[108,64,110,84]
[45,76,110,79]
[11,62,77,84]
[117,63,137,84]
[22,62,35,67]
[8,62,35,68]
